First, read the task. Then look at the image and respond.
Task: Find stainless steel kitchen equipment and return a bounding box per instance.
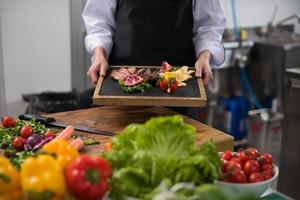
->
[278,68,300,199]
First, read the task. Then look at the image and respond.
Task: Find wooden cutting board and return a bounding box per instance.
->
[93,66,207,107]
[45,106,233,154]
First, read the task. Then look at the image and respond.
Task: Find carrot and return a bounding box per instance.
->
[105,142,113,152]
[69,138,84,150]
[54,126,74,141]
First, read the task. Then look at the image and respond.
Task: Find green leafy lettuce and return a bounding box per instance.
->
[118,80,152,93]
[104,116,221,199]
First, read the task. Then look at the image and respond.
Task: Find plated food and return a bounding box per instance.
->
[111,62,195,94]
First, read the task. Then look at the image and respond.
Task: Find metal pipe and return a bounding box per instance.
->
[276,14,300,27]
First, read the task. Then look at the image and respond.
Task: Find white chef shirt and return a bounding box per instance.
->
[82,0,226,66]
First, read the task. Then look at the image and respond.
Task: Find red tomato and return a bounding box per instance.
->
[159,80,168,92]
[12,137,26,151]
[249,172,264,183]
[20,125,33,138]
[236,151,251,165]
[262,170,273,180]
[261,164,273,172]
[258,153,273,165]
[228,168,247,183]
[245,147,259,159]
[228,160,242,170]
[45,130,56,139]
[243,160,261,175]
[221,158,229,173]
[159,79,177,93]
[170,81,178,93]
[222,150,233,161]
[230,157,242,165]
[1,116,16,128]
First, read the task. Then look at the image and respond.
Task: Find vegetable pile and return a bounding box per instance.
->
[0,115,258,200]
[0,141,111,200]
[220,148,275,183]
[104,116,222,199]
[0,116,85,169]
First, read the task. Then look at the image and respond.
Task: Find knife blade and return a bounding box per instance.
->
[18,114,116,137]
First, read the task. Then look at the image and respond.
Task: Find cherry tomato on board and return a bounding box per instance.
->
[19,125,33,138]
[1,116,16,128]
[12,137,26,151]
[45,130,56,139]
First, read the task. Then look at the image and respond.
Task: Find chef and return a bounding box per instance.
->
[82,0,226,85]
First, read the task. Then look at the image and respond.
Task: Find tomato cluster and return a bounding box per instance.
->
[220,148,274,184]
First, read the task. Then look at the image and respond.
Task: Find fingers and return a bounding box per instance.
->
[203,66,213,85]
[195,64,203,78]
[88,66,99,85]
[195,61,213,85]
[100,62,108,77]
[87,58,109,85]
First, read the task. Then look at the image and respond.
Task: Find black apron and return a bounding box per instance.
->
[109,0,196,67]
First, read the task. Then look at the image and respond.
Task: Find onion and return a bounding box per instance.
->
[32,137,54,151]
[24,134,43,151]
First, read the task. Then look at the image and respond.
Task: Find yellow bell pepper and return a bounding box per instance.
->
[0,191,23,200]
[0,157,20,195]
[21,155,66,200]
[42,139,79,170]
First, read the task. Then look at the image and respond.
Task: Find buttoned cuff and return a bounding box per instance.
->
[85,35,113,59]
[194,40,225,66]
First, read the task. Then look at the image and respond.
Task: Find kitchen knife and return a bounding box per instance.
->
[18,114,116,137]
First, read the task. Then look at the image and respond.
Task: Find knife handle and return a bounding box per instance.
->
[18,114,56,125]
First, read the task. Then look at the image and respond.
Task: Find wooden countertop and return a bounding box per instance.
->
[45,106,234,154]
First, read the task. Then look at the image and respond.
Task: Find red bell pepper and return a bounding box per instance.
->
[65,155,112,200]
[159,79,178,93]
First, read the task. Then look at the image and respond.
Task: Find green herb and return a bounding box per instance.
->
[118,80,152,93]
[25,190,54,200]
[170,66,180,72]
[84,139,100,146]
[7,151,36,170]
[104,116,221,200]
[0,173,11,183]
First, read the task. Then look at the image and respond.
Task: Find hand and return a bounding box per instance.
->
[87,47,109,84]
[195,50,213,85]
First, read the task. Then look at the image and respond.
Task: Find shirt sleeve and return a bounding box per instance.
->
[193,0,226,66]
[82,0,117,57]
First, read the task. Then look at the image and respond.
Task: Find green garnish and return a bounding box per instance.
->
[118,80,152,93]
[84,139,101,146]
